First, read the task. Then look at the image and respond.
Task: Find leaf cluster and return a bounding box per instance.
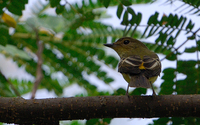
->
[0,0,143,97]
[0,0,28,15]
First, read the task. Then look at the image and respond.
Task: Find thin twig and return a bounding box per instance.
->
[131,25,138,37]
[160,39,189,61]
[124,25,133,37]
[7,79,21,97]
[65,0,82,16]
[123,25,128,36]
[31,28,44,99]
[0,71,21,97]
[161,28,200,61]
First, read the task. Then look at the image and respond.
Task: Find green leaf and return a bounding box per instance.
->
[154,45,163,53]
[178,60,197,68]
[159,81,174,95]
[117,4,123,19]
[160,33,168,45]
[184,117,197,125]
[86,118,99,125]
[70,18,83,29]
[0,72,7,84]
[114,88,126,95]
[127,7,135,15]
[121,0,132,6]
[104,77,114,84]
[11,0,25,10]
[0,25,9,46]
[0,10,3,15]
[195,118,200,124]
[18,0,28,4]
[104,56,116,65]
[42,77,63,95]
[0,72,15,97]
[49,0,61,7]
[0,35,7,46]
[166,53,177,61]
[176,79,196,94]
[136,12,142,25]
[0,45,31,60]
[162,68,176,80]
[7,5,22,15]
[84,11,95,21]
[153,117,170,125]
[97,71,106,78]
[121,10,128,25]
[186,20,195,30]
[130,88,146,95]
[141,26,149,38]
[148,12,159,25]
[159,68,175,95]
[171,117,184,124]
[103,118,112,124]
[55,4,65,14]
[127,7,136,25]
[155,33,167,45]
[103,0,111,8]
[184,47,196,53]
[166,36,174,46]
[177,60,196,74]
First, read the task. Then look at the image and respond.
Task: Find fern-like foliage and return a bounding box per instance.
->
[114,0,200,124]
[0,0,28,15]
[166,0,200,15]
[0,0,152,97]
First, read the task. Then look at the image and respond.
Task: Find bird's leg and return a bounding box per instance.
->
[150,82,156,96]
[126,83,130,96]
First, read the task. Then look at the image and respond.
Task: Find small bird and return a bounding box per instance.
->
[104,37,161,95]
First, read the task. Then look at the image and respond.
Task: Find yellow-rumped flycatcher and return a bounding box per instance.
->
[104,37,161,95]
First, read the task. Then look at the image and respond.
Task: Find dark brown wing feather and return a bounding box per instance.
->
[142,55,161,78]
[118,55,142,74]
[118,55,161,88]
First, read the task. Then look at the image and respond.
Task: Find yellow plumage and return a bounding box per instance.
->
[104,37,161,95]
[139,62,145,70]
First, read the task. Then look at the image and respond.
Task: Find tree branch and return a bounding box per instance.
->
[1,95,200,124]
[31,29,44,99]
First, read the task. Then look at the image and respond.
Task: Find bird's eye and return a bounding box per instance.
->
[123,40,130,45]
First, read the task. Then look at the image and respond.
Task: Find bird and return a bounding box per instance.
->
[104,37,161,95]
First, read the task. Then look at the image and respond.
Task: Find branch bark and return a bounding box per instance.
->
[1,95,200,124]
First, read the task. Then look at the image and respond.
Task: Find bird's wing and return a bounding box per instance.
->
[142,55,161,78]
[118,55,142,74]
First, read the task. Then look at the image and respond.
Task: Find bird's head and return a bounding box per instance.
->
[104,37,148,58]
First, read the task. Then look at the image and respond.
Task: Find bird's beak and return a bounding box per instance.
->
[104,43,114,48]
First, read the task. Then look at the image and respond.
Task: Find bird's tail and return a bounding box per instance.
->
[129,74,151,88]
